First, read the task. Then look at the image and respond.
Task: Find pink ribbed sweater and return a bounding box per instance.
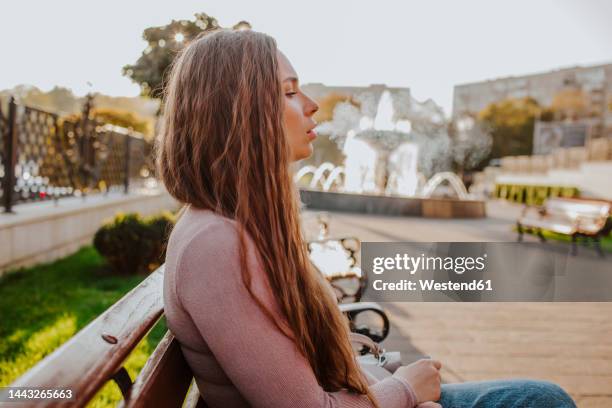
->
[163,206,417,407]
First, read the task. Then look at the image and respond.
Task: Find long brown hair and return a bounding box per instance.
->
[158,29,376,404]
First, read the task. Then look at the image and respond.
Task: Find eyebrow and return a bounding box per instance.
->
[282,76,299,84]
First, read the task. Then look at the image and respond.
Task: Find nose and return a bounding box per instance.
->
[304,94,319,117]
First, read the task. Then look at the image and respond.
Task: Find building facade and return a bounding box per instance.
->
[452,63,612,138]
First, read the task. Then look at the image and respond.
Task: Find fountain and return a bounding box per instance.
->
[297,90,486,218]
[385,142,419,196]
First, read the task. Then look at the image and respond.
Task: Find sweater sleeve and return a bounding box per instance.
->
[175,219,417,408]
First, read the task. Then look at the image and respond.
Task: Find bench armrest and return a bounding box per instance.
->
[339,302,390,343]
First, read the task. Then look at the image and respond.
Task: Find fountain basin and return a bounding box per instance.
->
[299,189,486,218]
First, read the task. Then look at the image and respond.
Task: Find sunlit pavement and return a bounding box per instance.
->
[304,200,612,407]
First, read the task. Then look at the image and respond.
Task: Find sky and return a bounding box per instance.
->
[1,0,611,116]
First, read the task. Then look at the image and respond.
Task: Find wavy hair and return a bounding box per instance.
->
[157,29,377,405]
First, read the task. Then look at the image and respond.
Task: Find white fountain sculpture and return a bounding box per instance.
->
[372,90,396,131]
[420,172,469,199]
[309,162,336,189]
[352,90,419,194]
[294,162,345,192]
[321,166,345,192]
[342,130,380,194]
[385,142,419,196]
[294,165,317,184]
[296,89,470,200]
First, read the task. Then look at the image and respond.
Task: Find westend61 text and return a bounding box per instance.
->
[373,279,493,292]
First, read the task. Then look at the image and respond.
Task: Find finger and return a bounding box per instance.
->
[416,403,442,408]
[430,359,442,370]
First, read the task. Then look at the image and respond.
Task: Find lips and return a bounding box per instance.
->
[306,123,317,140]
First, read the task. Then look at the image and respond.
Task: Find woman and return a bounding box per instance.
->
[160,29,576,407]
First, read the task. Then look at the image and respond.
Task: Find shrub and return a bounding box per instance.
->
[93,211,175,275]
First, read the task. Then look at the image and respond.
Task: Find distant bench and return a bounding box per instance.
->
[308,237,367,303]
[6,264,389,407]
[517,197,612,256]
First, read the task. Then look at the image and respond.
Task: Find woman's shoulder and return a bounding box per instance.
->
[168,206,265,274]
[166,207,245,273]
[165,206,284,335]
[170,206,239,249]
[166,206,272,306]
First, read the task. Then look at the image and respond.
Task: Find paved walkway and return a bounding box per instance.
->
[304,200,612,407]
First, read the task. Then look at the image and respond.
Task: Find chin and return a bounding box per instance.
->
[300,145,314,160]
[292,145,313,162]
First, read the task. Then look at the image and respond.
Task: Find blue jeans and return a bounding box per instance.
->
[438,379,576,408]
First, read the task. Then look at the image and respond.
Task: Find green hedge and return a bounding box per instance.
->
[93,211,176,275]
[494,184,579,206]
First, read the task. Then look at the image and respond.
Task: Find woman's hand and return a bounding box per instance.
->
[393,359,442,403]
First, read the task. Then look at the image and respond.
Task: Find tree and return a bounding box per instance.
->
[312,93,363,150]
[123,13,251,100]
[91,108,154,137]
[62,107,154,138]
[550,89,590,120]
[45,86,81,113]
[8,85,80,114]
[478,97,541,159]
[313,93,361,123]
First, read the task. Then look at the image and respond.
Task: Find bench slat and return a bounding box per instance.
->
[120,331,194,408]
[183,379,208,408]
[546,198,610,219]
[7,266,166,407]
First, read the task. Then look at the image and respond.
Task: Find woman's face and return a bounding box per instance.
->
[278,51,319,162]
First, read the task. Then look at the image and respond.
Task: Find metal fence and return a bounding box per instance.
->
[0,96,154,213]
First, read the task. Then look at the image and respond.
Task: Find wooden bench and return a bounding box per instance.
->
[517,197,612,256]
[6,265,389,407]
[308,237,367,303]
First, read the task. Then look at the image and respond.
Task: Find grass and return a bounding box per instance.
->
[0,246,167,407]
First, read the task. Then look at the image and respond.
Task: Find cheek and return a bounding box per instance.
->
[284,102,302,149]
[283,99,312,161]
[283,100,302,135]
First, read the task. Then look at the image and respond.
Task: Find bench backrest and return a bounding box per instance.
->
[118,332,203,408]
[7,266,199,408]
[545,198,611,223]
[307,237,360,278]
